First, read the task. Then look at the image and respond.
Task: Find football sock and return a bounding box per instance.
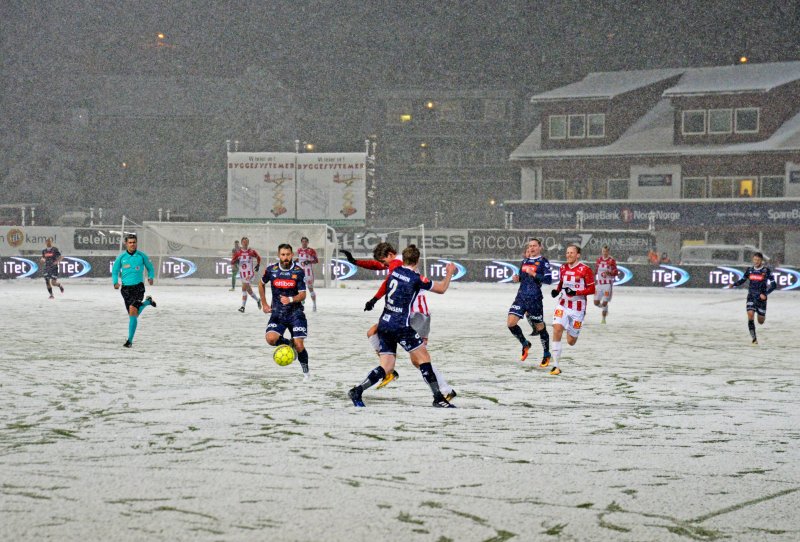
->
[368,333,381,352]
[419,362,442,397]
[509,324,527,345]
[431,365,452,395]
[551,341,562,368]
[748,320,756,341]
[359,366,386,390]
[128,316,138,342]
[241,294,247,306]
[310,291,316,301]
[539,328,550,354]
[298,349,309,373]
[47,286,53,295]
[249,291,259,301]
[139,299,150,314]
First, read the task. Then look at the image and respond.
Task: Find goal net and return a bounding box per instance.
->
[139,222,336,286]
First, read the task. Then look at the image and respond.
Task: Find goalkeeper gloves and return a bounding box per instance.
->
[364,297,378,311]
[340,249,357,265]
[550,289,560,298]
[254,263,260,272]
[563,287,576,296]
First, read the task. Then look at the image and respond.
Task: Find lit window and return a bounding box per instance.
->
[735,108,759,133]
[682,110,706,135]
[400,114,412,122]
[548,115,566,139]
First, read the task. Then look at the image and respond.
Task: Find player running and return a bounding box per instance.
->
[40,237,64,299]
[348,245,456,408]
[546,244,595,375]
[726,251,776,344]
[296,236,319,311]
[593,245,620,324]
[507,238,553,365]
[259,243,311,378]
[231,236,262,313]
[342,242,456,401]
[112,234,157,348]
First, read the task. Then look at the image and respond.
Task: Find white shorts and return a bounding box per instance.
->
[302,266,314,283]
[594,284,613,304]
[239,269,255,284]
[553,305,585,338]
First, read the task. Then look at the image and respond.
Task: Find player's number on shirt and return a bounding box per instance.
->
[387,279,398,304]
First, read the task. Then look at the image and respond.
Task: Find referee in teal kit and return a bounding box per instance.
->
[112,234,157,348]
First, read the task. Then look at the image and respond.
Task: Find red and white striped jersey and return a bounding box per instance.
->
[595,256,619,285]
[556,262,596,312]
[232,248,261,279]
[296,247,318,269]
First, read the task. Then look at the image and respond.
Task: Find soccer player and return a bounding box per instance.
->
[546,244,595,375]
[348,245,456,408]
[726,251,776,344]
[296,236,319,311]
[230,239,240,291]
[507,238,553,365]
[231,236,262,312]
[40,237,64,299]
[342,242,456,401]
[259,243,311,378]
[112,234,157,348]
[594,245,620,324]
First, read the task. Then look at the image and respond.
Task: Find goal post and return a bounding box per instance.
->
[139,222,336,286]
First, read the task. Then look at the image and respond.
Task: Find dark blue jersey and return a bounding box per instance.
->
[733,266,776,297]
[378,266,433,329]
[41,246,61,272]
[516,256,552,299]
[261,263,306,315]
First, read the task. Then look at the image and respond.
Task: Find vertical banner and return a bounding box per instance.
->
[227,153,297,220]
[296,153,366,221]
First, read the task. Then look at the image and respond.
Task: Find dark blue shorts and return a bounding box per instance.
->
[266,310,308,338]
[43,267,59,280]
[746,294,767,316]
[377,325,424,356]
[508,293,543,320]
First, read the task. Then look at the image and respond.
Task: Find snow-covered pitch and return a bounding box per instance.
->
[2,280,798,541]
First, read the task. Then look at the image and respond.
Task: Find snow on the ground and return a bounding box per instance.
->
[1,279,799,541]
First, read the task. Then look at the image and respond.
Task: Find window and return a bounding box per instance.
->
[708,109,732,134]
[543,180,565,200]
[567,179,589,199]
[760,176,784,197]
[682,177,706,198]
[710,177,735,198]
[608,179,628,199]
[735,108,759,133]
[590,178,607,198]
[568,115,586,138]
[549,115,566,139]
[738,179,754,198]
[386,99,412,124]
[587,114,605,138]
[682,110,706,134]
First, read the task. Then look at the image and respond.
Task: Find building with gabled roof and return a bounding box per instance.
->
[509,61,800,265]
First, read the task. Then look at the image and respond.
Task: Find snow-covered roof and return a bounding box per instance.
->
[510,99,800,160]
[530,68,685,102]
[663,61,800,96]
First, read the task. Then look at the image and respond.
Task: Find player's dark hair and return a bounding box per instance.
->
[241,236,249,242]
[529,237,541,245]
[124,233,137,242]
[602,244,609,250]
[373,241,396,260]
[567,244,581,254]
[278,243,292,252]
[301,236,309,242]
[402,244,420,265]
[753,251,764,259]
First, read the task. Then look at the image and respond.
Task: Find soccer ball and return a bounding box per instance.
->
[273,344,296,366]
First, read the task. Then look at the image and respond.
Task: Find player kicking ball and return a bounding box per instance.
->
[348,245,456,408]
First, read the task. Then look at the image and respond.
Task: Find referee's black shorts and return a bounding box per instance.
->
[121,282,146,311]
